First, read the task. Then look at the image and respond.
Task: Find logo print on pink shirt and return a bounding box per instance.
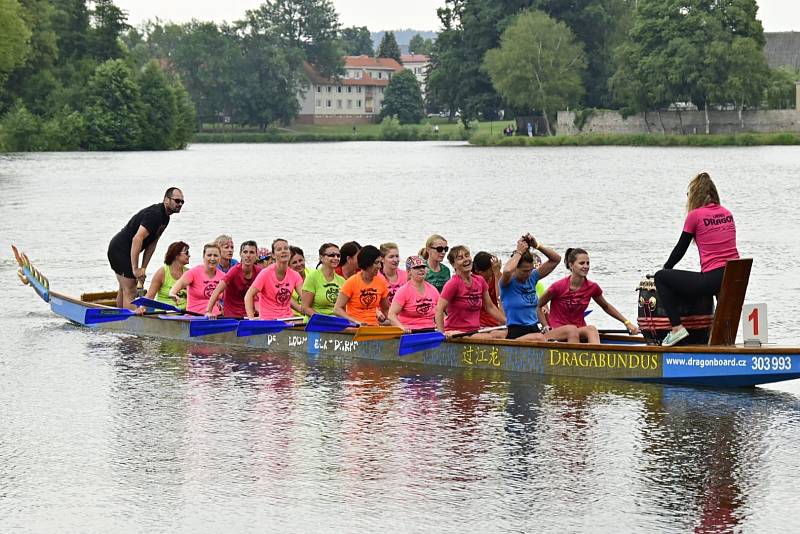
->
[275,283,291,305]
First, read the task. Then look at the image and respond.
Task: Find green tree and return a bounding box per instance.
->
[723,37,770,127]
[484,10,585,135]
[232,10,305,128]
[612,0,767,133]
[340,25,373,56]
[408,33,433,55]
[89,0,129,60]
[170,81,196,148]
[84,59,142,150]
[533,0,632,108]
[256,0,342,77]
[0,0,31,90]
[51,0,90,61]
[380,69,424,124]
[377,31,401,62]
[138,60,177,149]
[764,67,799,110]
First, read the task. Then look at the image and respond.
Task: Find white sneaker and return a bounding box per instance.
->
[662,326,689,347]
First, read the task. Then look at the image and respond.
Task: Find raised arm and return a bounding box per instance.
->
[501,237,530,286]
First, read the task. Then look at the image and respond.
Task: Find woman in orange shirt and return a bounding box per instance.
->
[333,245,390,326]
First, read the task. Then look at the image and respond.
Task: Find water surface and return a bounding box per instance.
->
[1,142,799,533]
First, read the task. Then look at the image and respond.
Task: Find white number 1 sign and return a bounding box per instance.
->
[742,303,767,345]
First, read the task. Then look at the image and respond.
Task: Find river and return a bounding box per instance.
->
[1,142,799,533]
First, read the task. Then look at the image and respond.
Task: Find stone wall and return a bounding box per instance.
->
[293,114,378,125]
[556,109,800,136]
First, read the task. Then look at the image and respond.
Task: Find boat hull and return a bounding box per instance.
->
[52,291,800,388]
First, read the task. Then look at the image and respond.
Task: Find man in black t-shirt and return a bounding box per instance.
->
[108,187,184,308]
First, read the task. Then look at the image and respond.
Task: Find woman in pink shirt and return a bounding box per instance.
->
[655,172,739,346]
[538,248,638,344]
[388,255,438,330]
[379,242,407,303]
[435,245,505,339]
[168,243,225,315]
[244,238,304,320]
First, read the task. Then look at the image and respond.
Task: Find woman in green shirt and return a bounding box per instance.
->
[142,241,190,309]
[421,234,451,293]
[301,243,346,317]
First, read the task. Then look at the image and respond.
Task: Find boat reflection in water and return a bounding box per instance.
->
[98,336,796,531]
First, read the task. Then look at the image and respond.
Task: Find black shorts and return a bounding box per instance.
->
[506,324,541,340]
[107,241,134,279]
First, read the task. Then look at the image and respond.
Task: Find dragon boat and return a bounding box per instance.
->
[12,245,800,388]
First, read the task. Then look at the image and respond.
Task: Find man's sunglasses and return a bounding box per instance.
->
[170,197,185,205]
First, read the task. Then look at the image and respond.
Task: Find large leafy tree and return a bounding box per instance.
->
[408,33,433,55]
[0,0,31,90]
[376,31,401,62]
[340,26,373,56]
[138,60,177,149]
[89,0,128,60]
[232,9,305,128]
[484,9,585,135]
[612,0,767,133]
[256,0,342,77]
[381,69,424,124]
[84,59,142,150]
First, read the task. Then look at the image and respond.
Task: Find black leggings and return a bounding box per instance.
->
[653,267,725,327]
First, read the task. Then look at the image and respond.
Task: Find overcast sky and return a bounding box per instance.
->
[115,0,798,33]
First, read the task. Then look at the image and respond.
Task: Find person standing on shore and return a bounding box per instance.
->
[107,187,184,309]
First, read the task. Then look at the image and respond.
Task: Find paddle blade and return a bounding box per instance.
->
[236,320,291,337]
[353,326,405,341]
[305,314,355,332]
[398,331,446,356]
[188,319,239,337]
[84,307,135,324]
[132,296,182,314]
[584,309,592,317]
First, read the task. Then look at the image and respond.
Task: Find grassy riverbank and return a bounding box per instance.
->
[468,131,800,146]
[193,119,501,143]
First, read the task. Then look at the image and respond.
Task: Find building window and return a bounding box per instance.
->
[337,86,342,93]
[326,100,332,108]
[347,100,352,109]
[337,100,342,108]
[378,72,382,79]
[357,87,362,93]
[316,99,321,107]
[316,86,321,93]
[327,86,332,93]
[347,87,352,93]
[356,100,362,108]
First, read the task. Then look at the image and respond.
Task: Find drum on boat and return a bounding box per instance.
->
[637,276,714,345]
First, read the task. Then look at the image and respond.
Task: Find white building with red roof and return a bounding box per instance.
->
[400,54,430,94]
[297,56,404,124]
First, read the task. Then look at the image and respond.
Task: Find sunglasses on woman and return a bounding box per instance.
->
[430,246,449,253]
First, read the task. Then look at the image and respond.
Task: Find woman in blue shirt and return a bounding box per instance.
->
[500,233,578,343]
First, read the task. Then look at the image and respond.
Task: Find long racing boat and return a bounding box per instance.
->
[13,245,800,388]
